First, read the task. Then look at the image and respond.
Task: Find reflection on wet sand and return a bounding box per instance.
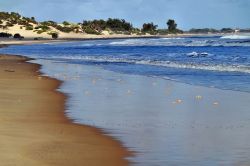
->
[37,59,250,166]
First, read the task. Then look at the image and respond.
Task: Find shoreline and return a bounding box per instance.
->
[0,54,132,165]
[38,58,250,165]
[1,36,250,165]
[0,32,224,46]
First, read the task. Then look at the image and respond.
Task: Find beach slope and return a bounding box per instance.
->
[0,54,130,166]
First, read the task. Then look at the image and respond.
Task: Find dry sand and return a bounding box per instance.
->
[0,54,131,166]
[1,24,141,39]
[1,24,206,42]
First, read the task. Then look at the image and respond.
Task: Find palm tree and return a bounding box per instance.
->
[167,19,177,32]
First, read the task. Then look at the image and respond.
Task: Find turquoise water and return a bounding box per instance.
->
[1,35,250,165]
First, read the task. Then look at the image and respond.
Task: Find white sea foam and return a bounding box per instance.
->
[161,37,184,40]
[109,37,250,47]
[186,52,211,57]
[110,39,149,46]
[48,55,250,74]
[221,34,250,40]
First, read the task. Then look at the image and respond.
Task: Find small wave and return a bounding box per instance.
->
[110,39,144,46]
[161,37,184,40]
[186,52,210,57]
[109,37,250,47]
[47,55,250,74]
[221,34,250,40]
[226,40,250,44]
[151,62,250,74]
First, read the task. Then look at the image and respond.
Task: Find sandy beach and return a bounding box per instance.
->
[1,1,249,164]
[0,33,216,47]
[0,54,131,166]
[1,35,250,165]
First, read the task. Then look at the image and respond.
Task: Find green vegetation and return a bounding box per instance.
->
[0,12,21,20]
[0,32,12,38]
[0,12,36,27]
[62,21,71,26]
[25,25,33,30]
[49,32,58,39]
[40,21,57,27]
[34,25,51,34]
[220,28,234,33]
[142,22,158,34]
[81,18,133,34]
[188,28,219,34]
[157,29,169,35]
[106,18,133,31]
[56,24,78,33]
[166,19,183,34]
[167,19,177,32]
[2,11,247,36]
[82,26,101,35]
[13,33,24,39]
[0,12,186,35]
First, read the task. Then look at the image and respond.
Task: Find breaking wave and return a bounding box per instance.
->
[221,34,250,40]
[108,37,250,47]
[48,55,250,74]
[186,52,211,57]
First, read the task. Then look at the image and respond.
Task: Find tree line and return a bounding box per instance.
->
[1,11,249,37]
[0,12,182,35]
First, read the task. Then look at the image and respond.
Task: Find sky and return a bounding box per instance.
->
[0,0,250,30]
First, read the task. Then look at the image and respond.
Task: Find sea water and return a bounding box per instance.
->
[1,34,250,165]
[2,35,250,92]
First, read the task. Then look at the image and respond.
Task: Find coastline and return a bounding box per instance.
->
[36,57,250,165]
[0,54,131,165]
[0,32,224,46]
[1,36,250,165]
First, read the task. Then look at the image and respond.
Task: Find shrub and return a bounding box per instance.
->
[6,21,14,27]
[81,18,133,33]
[55,25,74,33]
[0,32,12,38]
[50,32,58,39]
[62,21,70,26]
[41,21,57,27]
[14,33,21,38]
[157,29,168,35]
[13,33,24,39]
[37,25,50,31]
[167,19,177,32]
[25,25,33,30]
[35,30,45,34]
[83,26,100,35]
[142,22,158,32]
[23,17,37,24]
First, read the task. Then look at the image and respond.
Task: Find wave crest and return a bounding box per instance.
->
[49,55,250,74]
[221,34,250,40]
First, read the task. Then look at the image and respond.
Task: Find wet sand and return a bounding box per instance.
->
[38,60,250,165]
[0,54,131,166]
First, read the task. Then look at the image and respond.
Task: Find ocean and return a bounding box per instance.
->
[1,34,250,165]
[2,35,250,92]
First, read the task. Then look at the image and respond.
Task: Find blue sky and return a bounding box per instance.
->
[0,0,249,30]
